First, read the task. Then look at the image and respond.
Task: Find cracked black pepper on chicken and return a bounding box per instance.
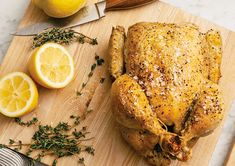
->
[108,22,224,165]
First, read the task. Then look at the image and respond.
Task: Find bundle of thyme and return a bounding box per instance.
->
[32,28,98,48]
[0,110,94,166]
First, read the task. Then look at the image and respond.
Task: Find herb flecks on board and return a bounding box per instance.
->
[32,28,98,48]
[1,110,94,166]
[76,54,105,96]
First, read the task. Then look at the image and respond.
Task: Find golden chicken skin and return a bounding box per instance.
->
[109,22,224,165]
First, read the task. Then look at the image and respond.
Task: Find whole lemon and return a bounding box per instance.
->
[32,0,87,18]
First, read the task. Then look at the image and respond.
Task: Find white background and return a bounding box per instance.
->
[0,1,234,166]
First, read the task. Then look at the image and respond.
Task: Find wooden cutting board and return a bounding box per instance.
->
[225,139,235,166]
[0,1,235,166]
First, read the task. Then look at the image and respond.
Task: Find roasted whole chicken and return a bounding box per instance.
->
[109,22,224,165]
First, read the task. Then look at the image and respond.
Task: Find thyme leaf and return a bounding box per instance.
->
[9,139,15,145]
[78,157,85,165]
[84,146,95,155]
[97,59,105,66]
[52,159,58,166]
[0,144,6,149]
[100,77,105,84]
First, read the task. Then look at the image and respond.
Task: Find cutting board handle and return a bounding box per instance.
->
[105,0,157,11]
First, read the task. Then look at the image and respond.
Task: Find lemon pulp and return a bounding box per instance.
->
[28,43,74,89]
[0,72,38,117]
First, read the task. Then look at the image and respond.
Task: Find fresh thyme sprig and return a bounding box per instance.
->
[1,110,94,166]
[32,28,98,48]
[76,54,105,96]
[14,117,38,127]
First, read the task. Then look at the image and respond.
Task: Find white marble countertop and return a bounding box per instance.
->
[0,0,234,166]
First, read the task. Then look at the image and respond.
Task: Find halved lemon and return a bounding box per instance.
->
[0,72,38,117]
[28,43,75,89]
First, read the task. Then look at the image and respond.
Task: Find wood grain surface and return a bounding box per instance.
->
[0,0,235,165]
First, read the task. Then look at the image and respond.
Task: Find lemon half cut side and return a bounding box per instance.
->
[28,43,75,89]
[0,72,38,117]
